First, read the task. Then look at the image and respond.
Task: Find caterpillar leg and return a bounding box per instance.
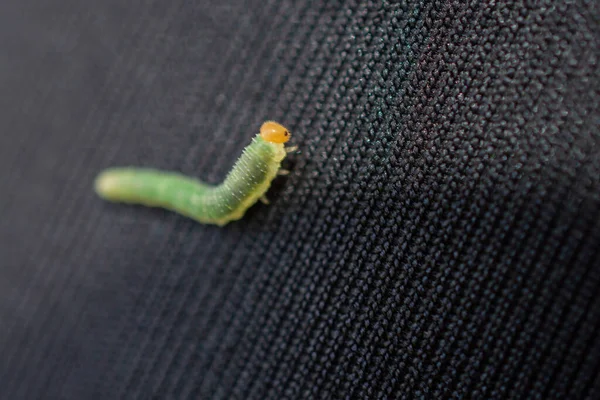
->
[285,146,298,153]
[260,195,270,205]
[277,169,290,176]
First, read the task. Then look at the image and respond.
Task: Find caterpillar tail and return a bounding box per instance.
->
[94,167,212,211]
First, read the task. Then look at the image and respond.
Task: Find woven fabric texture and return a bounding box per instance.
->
[1,1,599,399]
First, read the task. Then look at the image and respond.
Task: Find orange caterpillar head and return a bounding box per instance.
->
[260,121,291,144]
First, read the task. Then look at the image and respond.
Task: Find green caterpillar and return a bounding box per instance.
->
[94,121,295,226]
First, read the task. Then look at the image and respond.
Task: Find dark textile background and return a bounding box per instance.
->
[1,1,599,399]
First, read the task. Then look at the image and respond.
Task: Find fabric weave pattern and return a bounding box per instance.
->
[0,1,599,398]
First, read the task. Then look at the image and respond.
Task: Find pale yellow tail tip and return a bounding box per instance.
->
[94,172,120,198]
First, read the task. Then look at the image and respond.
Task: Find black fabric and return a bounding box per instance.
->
[1,1,599,398]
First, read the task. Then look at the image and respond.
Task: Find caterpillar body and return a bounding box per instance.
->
[94,121,294,226]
